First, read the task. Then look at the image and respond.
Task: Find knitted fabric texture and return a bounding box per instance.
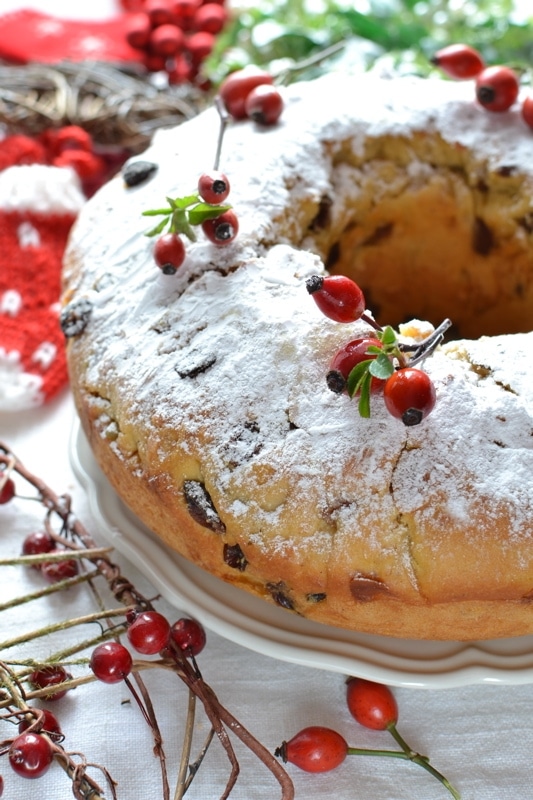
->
[0,138,86,410]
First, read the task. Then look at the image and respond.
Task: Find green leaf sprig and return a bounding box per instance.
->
[142,194,232,241]
[346,319,451,418]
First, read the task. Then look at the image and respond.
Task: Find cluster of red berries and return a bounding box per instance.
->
[218,67,284,126]
[147,170,238,274]
[0,126,114,197]
[124,0,228,85]
[276,677,459,799]
[432,43,532,124]
[307,275,444,426]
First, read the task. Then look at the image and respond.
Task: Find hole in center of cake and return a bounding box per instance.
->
[308,142,533,340]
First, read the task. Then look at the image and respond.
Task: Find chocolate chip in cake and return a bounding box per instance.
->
[349,572,391,602]
[60,298,93,338]
[122,160,158,187]
[183,480,226,533]
[176,355,217,379]
[306,592,327,603]
[223,543,248,571]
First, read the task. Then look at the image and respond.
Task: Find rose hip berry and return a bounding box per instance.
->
[41,552,79,583]
[306,274,365,324]
[154,232,186,274]
[127,610,170,655]
[18,709,63,742]
[202,209,239,245]
[0,473,15,504]
[29,665,72,701]
[170,617,206,656]
[90,641,133,684]
[327,337,385,395]
[521,95,533,129]
[219,67,274,120]
[475,65,519,112]
[22,531,55,567]
[383,367,437,426]
[346,678,398,731]
[8,732,54,779]
[431,44,485,79]
[244,84,284,125]
[275,726,348,773]
[198,170,230,204]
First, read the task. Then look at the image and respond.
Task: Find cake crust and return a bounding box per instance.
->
[62,72,533,640]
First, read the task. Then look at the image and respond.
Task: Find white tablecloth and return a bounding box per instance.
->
[2,1,533,797]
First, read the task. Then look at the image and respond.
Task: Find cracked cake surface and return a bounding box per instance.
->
[62,71,533,640]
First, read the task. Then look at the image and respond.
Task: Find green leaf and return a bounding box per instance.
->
[369,353,395,380]
[188,203,232,226]
[170,209,197,242]
[145,218,170,237]
[380,326,397,347]
[172,194,201,209]
[346,359,373,398]
[357,372,372,418]
[142,208,172,217]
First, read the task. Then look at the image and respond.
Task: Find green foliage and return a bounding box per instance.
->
[207,0,533,84]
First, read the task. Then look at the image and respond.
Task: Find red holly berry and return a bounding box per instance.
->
[90,641,133,683]
[41,552,79,583]
[186,30,215,64]
[149,23,185,57]
[475,65,519,112]
[202,209,239,245]
[154,232,186,274]
[18,709,63,742]
[29,665,72,701]
[127,610,171,654]
[173,0,202,27]
[306,274,365,324]
[170,617,206,656]
[8,733,54,779]
[383,367,436,426]
[0,473,15,504]
[54,125,93,153]
[125,12,152,50]
[193,3,228,34]
[346,678,398,731]
[244,84,284,125]
[431,44,485,79]
[219,67,274,120]
[22,530,55,568]
[521,95,533,129]
[145,0,176,27]
[276,726,348,773]
[197,170,230,204]
[327,337,385,394]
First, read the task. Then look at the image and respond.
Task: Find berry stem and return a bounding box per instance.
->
[213,94,230,172]
[387,722,460,800]
[174,690,197,800]
[361,312,383,332]
[400,318,452,366]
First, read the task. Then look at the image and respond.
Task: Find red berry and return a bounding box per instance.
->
[54,125,93,153]
[18,709,63,742]
[127,610,170,654]
[327,337,385,395]
[149,23,185,57]
[431,44,485,79]
[29,665,72,701]
[475,65,519,112]
[142,52,168,72]
[193,3,227,34]
[244,84,284,125]
[197,170,230,204]
[219,67,274,120]
[53,150,105,180]
[346,678,398,731]
[8,732,54,779]
[277,726,347,773]
[173,0,202,26]
[125,12,152,50]
[306,274,365,323]
[201,209,239,245]
[154,232,186,273]
[383,367,436,426]
[145,0,176,27]
[41,552,79,583]
[186,30,215,64]
[170,617,206,656]
[22,530,55,568]
[0,473,15,504]
[521,95,533,129]
[90,641,133,683]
